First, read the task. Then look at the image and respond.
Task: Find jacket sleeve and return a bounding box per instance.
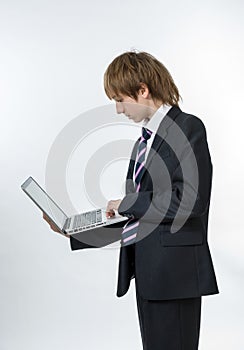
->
[69,221,128,251]
[69,235,96,251]
[118,116,213,225]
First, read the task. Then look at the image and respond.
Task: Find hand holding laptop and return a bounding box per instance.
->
[21,176,128,237]
[42,212,70,238]
[42,197,122,235]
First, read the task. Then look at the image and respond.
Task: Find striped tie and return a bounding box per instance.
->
[121,127,152,247]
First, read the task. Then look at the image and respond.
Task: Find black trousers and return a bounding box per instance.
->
[135,279,202,350]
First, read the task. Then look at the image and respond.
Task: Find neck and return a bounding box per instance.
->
[147,100,163,120]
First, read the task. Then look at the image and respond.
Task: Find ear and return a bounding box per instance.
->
[139,83,150,99]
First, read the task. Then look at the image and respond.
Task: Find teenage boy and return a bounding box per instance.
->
[43,51,219,350]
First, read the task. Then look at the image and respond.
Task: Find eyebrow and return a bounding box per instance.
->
[112,95,123,101]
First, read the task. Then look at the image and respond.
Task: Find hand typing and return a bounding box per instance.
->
[106,199,122,218]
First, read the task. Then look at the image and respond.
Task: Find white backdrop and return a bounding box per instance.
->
[1,0,244,349]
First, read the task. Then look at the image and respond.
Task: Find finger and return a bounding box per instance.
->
[50,224,61,233]
[106,210,115,218]
[43,212,51,223]
[105,204,112,216]
[43,217,50,224]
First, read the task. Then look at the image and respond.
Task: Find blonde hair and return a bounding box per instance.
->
[104,51,182,106]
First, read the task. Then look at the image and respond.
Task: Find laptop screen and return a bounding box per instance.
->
[21,176,68,231]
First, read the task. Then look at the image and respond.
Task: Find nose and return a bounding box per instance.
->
[116,101,124,114]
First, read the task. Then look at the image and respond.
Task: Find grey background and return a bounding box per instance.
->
[1,0,244,349]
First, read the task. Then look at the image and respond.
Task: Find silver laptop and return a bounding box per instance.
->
[21,176,128,235]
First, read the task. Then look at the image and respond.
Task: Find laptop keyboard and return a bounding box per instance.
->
[72,209,102,229]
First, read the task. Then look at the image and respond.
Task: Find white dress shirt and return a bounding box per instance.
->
[133,104,172,183]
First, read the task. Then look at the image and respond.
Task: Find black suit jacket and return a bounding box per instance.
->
[70,105,219,300]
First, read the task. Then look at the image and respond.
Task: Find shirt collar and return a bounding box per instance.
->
[143,104,172,134]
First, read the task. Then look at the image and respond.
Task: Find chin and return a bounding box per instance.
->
[129,116,139,122]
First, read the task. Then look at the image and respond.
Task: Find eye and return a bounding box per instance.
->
[113,97,123,103]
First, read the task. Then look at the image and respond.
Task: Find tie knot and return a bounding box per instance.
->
[142,127,152,141]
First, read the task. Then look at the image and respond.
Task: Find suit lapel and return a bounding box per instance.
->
[126,105,182,193]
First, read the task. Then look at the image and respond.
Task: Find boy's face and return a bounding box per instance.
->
[112,93,152,123]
